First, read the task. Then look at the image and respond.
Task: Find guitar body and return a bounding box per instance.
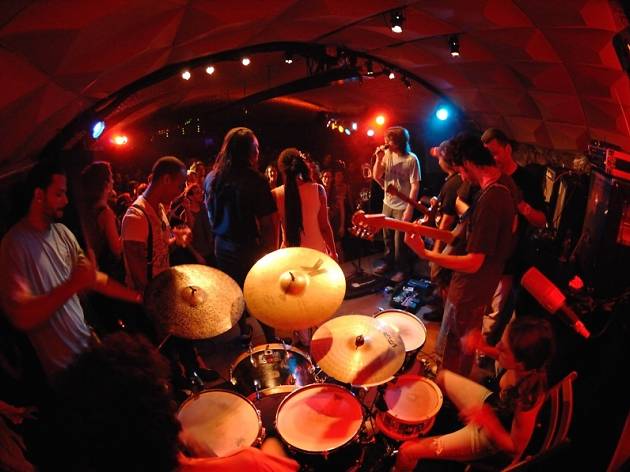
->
[350,211,455,244]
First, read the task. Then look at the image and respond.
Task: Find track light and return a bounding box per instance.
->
[284,52,294,64]
[388,70,396,80]
[402,77,412,89]
[366,60,374,76]
[91,120,105,139]
[181,70,191,80]
[205,65,215,75]
[449,35,460,57]
[241,57,251,66]
[390,10,405,34]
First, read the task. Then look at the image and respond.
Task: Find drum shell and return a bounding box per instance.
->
[230,343,315,397]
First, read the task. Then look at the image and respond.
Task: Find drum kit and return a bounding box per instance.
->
[145,248,442,470]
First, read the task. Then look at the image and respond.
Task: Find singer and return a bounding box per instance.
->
[372,126,421,282]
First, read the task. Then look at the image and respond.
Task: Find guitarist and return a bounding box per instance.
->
[405,133,519,377]
[372,126,421,283]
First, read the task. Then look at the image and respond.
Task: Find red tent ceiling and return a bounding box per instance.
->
[0,0,628,175]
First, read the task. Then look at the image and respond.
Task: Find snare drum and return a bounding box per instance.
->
[375,309,427,372]
[177,389,263,457]
[230,343,315,399]
[276,383,365,470]
[376,375,443,441]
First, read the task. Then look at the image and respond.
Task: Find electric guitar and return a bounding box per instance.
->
[385,185,438,226]
[350,210,455,244]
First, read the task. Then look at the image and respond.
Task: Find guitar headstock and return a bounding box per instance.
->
[350,210,386,240]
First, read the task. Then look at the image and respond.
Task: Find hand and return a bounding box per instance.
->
[402,209,413,222]
[0,401,37,425]
[461,329,484,355]
[404,232,426,258]
[172,225,192,247]
[71,255,97,291]
[517,201,531,217]
[395,440,420,472]
[375,145,387,159]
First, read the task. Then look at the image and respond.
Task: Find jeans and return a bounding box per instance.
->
[382,204,412,274]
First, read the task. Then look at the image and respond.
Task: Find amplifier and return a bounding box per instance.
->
[587,146,630,181]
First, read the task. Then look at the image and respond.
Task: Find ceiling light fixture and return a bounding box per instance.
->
[388,70,396,80]
[205,65,215,75]
[390,10,405,34]
[366,60,374,76]
[181,70,191,80]
[402,77,412,89]
[449,35,460,57]
[241,57,251,66]
[284,52,294,64]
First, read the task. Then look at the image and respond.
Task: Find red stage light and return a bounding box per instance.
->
[375,115,386,126]
[112,135,128,146]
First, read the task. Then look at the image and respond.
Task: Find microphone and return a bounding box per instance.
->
[374,144,389,155]
[521,267,590,339]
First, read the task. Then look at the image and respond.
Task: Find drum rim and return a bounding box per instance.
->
[230,342,312,372]
[176,388,263,454]
[374,310,427,351]
[247,384,298,401]
[383,375,443,423]
[275,383,364,454]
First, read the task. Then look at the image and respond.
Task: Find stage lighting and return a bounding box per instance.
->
[91,120,105,139]
[338,126,345,133]
[205,66,215,75]
[181,70,191,80]
[352,122,358,130]
[375,115,386,125]
[402,77,412,89]
[113,134,128,146]
[388,71,396,80]
[449,35,460,57]
[241,57,251,66]
[367,129,375,137]
[436,107,449,121]
[345,128,351,135]
[284,52,294,64]
[366,60,374,76]
[390,10,404,34]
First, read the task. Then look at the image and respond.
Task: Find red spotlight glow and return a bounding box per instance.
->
[375,115,386,126]
[367,129,375,137]
[112,135,128,146]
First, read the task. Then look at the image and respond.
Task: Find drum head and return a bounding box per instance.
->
[383,375,443,422]
[177,390,260,457]
[375,310,426,352]
[276,384,363,453]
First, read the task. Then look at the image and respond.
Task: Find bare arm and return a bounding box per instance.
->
[404,232,485,273]
[92,272,142,303]
[123,240,148,292]
[517,201,547,228]
[372,151,385,188]
[433,213,456,253]
[403,181,420,221]
[317,185,337,259]
[99,207,122,258]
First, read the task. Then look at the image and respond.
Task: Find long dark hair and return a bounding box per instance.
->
[80,161,112,212]
[278,148,311,247]
[210,127,257,193]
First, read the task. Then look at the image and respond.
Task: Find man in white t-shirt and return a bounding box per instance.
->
[372,126,421,282]
[0,160,141,381]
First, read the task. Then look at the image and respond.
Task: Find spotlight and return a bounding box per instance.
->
[284,52,294,64]
[367,129,375,137]
[383,67,391,78]
[390,10,405,34]
[436,107,449,121]
[366,60,374,76]
[241,57,251,66]
[352,122,358,130]
[91,120,105,139]
[345,128,351,135]
[375,115,386,126]
[449,35,460,57]
[388,71,396,80]
[181,70,191,80]
[402,77,412,89]
[338,126,345,133]
[205,65,215,75]
[112,134,128,146]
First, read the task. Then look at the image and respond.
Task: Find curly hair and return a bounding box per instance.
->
[450,132,495,168]
[51,332,181,472]
[210,127,257,194]
[277,148,311,247]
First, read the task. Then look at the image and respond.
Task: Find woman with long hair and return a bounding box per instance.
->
[395,316,556,471]
[207,127,277,343]
[272,148,337,259]
[265,163,280,189]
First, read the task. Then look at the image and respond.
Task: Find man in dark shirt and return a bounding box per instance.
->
[206,127,277,342]
[405,133,519,376]
[481,128,547,347]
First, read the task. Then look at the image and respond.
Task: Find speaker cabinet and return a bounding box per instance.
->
[575,170,630,298]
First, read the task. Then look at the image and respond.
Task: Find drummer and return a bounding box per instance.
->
[394,316,555,471]
[48,331,299,472]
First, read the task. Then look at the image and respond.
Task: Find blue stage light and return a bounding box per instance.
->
[91,120,105,139]
[435,107,449,121]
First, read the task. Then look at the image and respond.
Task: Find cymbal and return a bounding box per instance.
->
[310,314,405,387]
[243,248,346,330]
[144,264,244,339]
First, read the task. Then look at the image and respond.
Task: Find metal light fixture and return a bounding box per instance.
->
[390,10,404,34]
[449,35,460,57]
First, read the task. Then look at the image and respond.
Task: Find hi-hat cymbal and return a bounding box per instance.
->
[310,314,405,387]
[243,248,346,330]
[144,264,244,339]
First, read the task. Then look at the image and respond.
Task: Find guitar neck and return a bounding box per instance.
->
[379,217,454,243]
[387,187,430,217]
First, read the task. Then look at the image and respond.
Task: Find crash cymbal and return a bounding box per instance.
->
[310,314,405,387]
[144,264,244,339]
[243,247,346,330]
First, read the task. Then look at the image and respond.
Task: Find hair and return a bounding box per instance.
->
[481,127,511,147]
[211,127,257,193]
[508,316,556,410]
[450,132,496,167]
[24,159,66,204]
[385,126,411,154]
[80,161,112,210]
[277,148,311,247]
[51,332,181,472]
[151,155,186,183]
